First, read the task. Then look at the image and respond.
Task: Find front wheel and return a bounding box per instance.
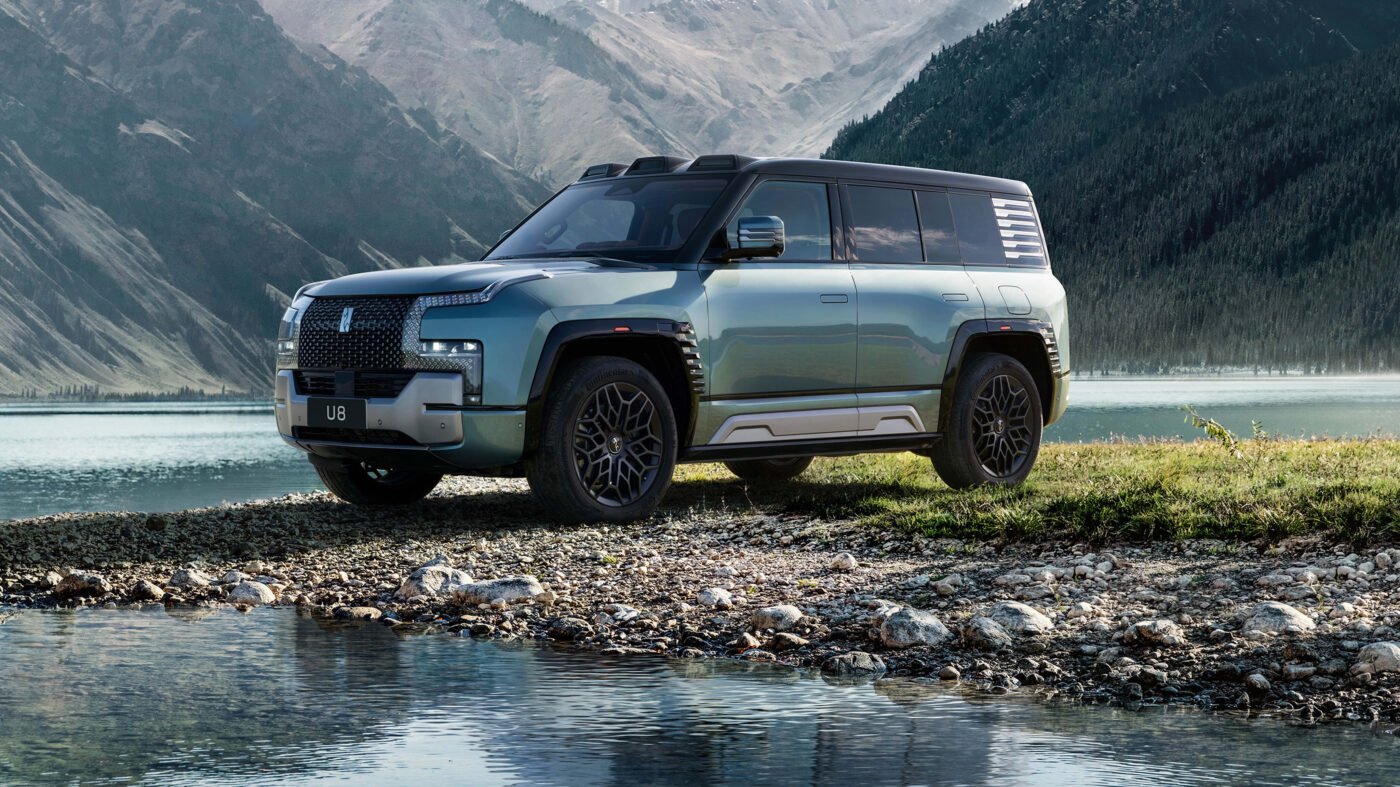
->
[931,353,1043,489]
[312,458,442,505]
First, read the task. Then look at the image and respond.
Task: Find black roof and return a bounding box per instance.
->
[577,154,1031,197]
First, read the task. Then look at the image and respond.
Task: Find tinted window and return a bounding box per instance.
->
[727,181,831,260]
[948,193,1007,265]
[847,186,922,262]
[916,191,960,263]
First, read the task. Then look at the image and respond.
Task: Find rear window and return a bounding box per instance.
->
[949,193,1045,265]
[847,185,922,263]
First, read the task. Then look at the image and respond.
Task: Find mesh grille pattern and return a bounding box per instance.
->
[298,297,414,370]
[293,370,417,398]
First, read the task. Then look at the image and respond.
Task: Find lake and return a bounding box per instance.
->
[0,376,1396,520]
[0,608,1396,786]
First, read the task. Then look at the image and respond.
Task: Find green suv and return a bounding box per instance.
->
[275,155,1069,522]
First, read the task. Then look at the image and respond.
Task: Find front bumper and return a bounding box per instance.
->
[275,370,527,469]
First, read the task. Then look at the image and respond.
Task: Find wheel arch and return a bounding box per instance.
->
[940,319,1061,432]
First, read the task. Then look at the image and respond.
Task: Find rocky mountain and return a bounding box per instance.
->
[827,0,1400,372]
[262,0,1023,185]
[0,0,546,395]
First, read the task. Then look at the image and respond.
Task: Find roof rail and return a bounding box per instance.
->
[687,154,755,172]
[625,155,690,175]
[578,162,628,181]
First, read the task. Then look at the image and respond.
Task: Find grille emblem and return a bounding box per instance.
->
[338,307,354,333]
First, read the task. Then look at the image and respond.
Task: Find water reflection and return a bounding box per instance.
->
[0,609,1396,785]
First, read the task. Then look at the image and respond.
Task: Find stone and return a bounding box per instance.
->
[1255,574,1293,588]
[397,559,471,599]
[334,606,382,621]
[453,576,545,606]
[879,608,952,649]
[1282,664,1317,681]
[219,571,251,585]
[986,601,1054,634]
[1122,620,1188,648]
[961,616,1014,651]
[751,604,803,631]
[1376,552,1393,570]
[1330,602,1357,620]
[821,651,886,677]
[227,581,276,605]
[546,617,595,642]
[697,587,734,609]
[829,552,859,572]
[1242,601,1316,635]
[601,603,642,624]
[1067,602,1097,619]
[768,632,809,651]
[130,580,165,601]
[169,568,212,589]
[1356,642,1400,674]
[55,572,111,600]
[734,632,762,649]
[938,665,961,680]
[1244,673,1272,695]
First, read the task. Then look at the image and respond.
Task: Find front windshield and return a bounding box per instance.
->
[488,176,730,260]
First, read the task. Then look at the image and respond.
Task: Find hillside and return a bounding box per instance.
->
[262,0,1023,185]
[0,0,545,395]
[826,0,1400,372]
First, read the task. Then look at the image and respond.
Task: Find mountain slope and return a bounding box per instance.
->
[827,0,1400,372]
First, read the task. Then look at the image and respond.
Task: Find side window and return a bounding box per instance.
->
[948,192,1045,265]
[916,191,959,263]
[847,185,922,262]
[727,181,832,260]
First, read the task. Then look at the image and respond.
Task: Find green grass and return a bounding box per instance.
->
[668,440,1400,543]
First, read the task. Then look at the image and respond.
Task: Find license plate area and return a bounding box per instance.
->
[307,397,367,429]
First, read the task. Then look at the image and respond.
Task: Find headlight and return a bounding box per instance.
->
[416,339,482,404]
[275,295,312,370]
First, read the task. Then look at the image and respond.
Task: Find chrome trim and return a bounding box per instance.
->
[276,370,465,447]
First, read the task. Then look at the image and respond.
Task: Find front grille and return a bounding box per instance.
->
[298,297,413,370]
[293,426,421,446]
[293,370,417,399]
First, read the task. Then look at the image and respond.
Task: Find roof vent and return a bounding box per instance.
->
[579,162,628,181]
[688,154,754,172]
[625,155,689,175]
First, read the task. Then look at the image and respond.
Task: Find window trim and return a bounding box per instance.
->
[838,182,927,265]
[714,175,841,263]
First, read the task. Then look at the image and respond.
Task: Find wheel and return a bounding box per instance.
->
[931,353,1043,489]
[724,456,813,482]
[312,458,442,505]
[526,356,678,523]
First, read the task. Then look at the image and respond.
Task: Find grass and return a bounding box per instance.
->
[668,439,1400,544]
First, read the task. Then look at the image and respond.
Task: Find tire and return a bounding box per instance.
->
[931,352,1043,489]
[526,356,678,523]
[724,456,813,482]
[312,458,442,506]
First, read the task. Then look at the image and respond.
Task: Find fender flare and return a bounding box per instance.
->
[939,318,1061,431]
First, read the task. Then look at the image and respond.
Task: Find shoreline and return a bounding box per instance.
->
[5,472,1400,726]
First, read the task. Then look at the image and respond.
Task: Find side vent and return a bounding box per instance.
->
[625,155,689,175]
[992,197,1046,264]
[579,162,628,181]
[687,154,755,172]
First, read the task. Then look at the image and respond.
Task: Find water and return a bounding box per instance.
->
[0,608,1393,786]
[1,377,1397,520]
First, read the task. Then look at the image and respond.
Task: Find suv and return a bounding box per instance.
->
[275,155,1069,522]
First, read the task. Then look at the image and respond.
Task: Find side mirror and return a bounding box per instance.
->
[723,216,785,260]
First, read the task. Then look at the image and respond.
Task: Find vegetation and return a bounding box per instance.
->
[671,440,1400,544]
[825,0,1400,373]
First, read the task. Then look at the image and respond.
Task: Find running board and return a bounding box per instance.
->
[679,432,942,464]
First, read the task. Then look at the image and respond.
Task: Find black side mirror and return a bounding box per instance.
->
[723,216,785,260]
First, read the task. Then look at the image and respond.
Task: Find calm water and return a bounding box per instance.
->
[0,377,1396,520]
[0,608,1396,786]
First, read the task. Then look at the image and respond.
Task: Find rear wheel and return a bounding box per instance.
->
[526,356,678,523]
[312,458,442,506]
[724,456,813,482]
[931,352,1043,489]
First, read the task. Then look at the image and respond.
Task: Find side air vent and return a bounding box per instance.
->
[579,162,628,181]
[625,155,689,175]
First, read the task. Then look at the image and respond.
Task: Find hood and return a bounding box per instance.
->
[303,258,647,298]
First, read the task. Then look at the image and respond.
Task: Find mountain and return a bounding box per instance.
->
[826,0,1400,373]
[261,0,1023,185]
[0,0,546,395]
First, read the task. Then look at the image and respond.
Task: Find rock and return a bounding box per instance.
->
[1255,574,1293,587]
[334,606,382,621]
[397,560,471,599]
[1376,552,1393,570]
[733,631,762,649]
[243,560,269,575]
[938,665,961,680]
[40,571,63,590]
[1244,673,1272,695]
[742,649,776,662]
[697,587,734,609]
[227,581,276,605]
[821,651,886,676]
[879,608,952,649]
[546,617,594,642]
[961,616,1014,651]
[169,568,211,589]
[453,576,545,606]
[1067,602,1097,620]
[1356,642,1400,674]
[1282,664,1317,681]
[1330,602,1357,619]
[829,552,859,572]
[768,632,809,651]
[130,580,165,601]
[55,572,111,599]
[1122,620,1188,648]
[986,601,1054,634]
[1243,601,1316,635]
[751,604,803,631]
[219,571,251,585]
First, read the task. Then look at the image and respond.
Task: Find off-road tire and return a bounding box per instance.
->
[526,356,678,523]
[312,458,442,506]
[724,456,813,482]
[931,352,1043,489]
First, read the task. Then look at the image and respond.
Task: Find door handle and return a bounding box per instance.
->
[819,294,849,304]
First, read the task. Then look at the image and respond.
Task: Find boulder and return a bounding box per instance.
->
[696,587,734,609]
[168,568,212,589]
[987,601,1054,634]
[453,576,545,606]
[397,559,471,599]
[879,608,952,649]
[228,580,276,605]
[130,580,165,601]
[751,604,803,631]
[55,572,111,600]
[1356,642,1400,674]
[829,552,859,572]
[961,616,1014,651]
[1242,601,1315,635]
[546,617,595,642]
[768,632,810,651]
[821,651,886,676]
[1122,620,1188,647]
[333,606,382,621]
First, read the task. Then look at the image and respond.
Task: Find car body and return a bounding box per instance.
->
[275,155,1069,520]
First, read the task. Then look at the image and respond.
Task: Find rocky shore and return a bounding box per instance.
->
[5,476,1400,725]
